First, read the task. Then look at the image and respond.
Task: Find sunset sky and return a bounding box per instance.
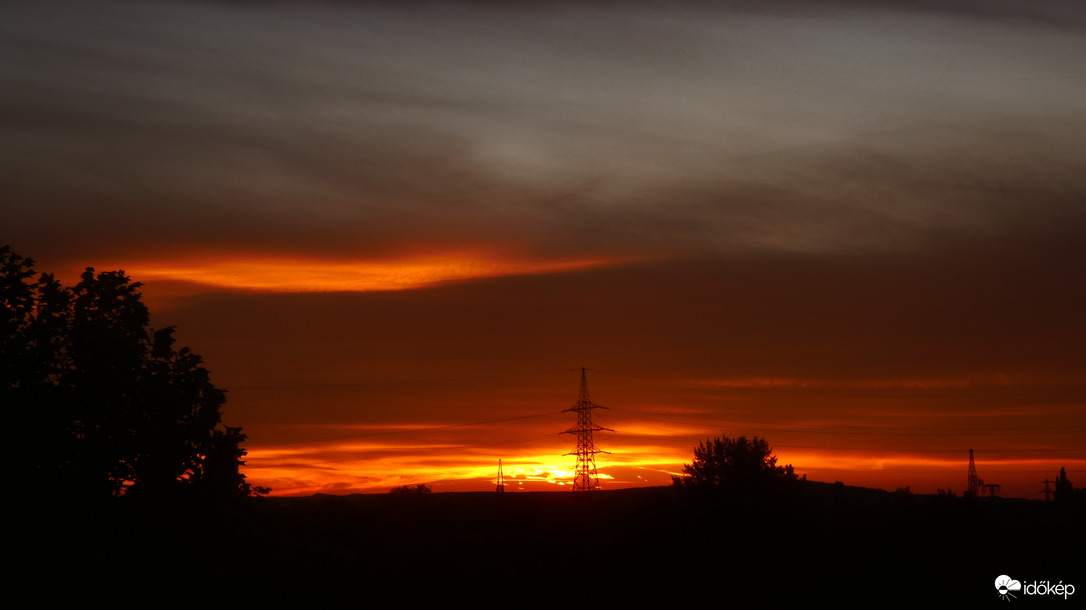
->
[4,0,1085,498]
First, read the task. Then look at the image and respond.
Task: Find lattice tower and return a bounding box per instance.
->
[966,449,980,497]
[562,368,613,491]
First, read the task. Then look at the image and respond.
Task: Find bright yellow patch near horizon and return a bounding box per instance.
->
[118,252,626,292]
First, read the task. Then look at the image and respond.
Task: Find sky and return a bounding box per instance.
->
[3,0,1085,498]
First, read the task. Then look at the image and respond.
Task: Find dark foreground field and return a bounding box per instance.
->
[18,483,1083,604]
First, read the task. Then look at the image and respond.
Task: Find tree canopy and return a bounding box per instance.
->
[673,434,800,488]
[2,245,266,502]
[390,483,432,495]
[1054,467,1074,503]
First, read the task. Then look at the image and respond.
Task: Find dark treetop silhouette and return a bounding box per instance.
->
[673,434,800,488]
[1,245,265,501]
[1054,467,1074,503]
[390,483,432,494]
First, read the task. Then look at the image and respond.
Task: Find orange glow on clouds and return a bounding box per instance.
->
[117,252,628,293]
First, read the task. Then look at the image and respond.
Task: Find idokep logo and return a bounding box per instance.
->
[995,575,1076,601]
[996,575,1022,600]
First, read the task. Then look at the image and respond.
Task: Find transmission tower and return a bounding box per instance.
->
[966,449,980,497]
[1040,478,1053,502]
[496,459,505,494]
[562,368,613,491]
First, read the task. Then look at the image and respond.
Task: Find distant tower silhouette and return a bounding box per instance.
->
[1040,477,1053,502]
[966,449,999,497]
[496,459,505,494]
[967,449,980,497]
[562,368,613,491]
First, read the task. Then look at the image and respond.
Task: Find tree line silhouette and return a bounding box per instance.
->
[1,246,265,503]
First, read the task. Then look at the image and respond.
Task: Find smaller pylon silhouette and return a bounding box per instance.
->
[1040,478,1053,502]
[496,459,505,494]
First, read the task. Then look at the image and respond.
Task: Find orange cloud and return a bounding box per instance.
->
[114,252,630,293]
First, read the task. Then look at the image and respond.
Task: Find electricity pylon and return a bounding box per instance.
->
[966,449,981,497]
[562,368,613,491]
[496,459,505,494]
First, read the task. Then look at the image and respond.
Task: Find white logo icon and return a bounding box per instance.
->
[996,575,1022,601]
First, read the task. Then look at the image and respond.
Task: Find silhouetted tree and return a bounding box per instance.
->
[672,435,800,488]
[390,483,432,494]
[193,425,270,499]
[1,245,265,501]
[1054,467,1073,503]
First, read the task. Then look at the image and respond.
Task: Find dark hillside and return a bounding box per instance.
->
[17,483,1082,603]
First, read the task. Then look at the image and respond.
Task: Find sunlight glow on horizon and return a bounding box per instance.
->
[245,440,676,496]
[244,439,1086,498]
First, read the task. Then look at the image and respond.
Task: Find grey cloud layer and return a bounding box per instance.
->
[3,0,1085,262]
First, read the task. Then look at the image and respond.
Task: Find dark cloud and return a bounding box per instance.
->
[5,0,1086,267]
